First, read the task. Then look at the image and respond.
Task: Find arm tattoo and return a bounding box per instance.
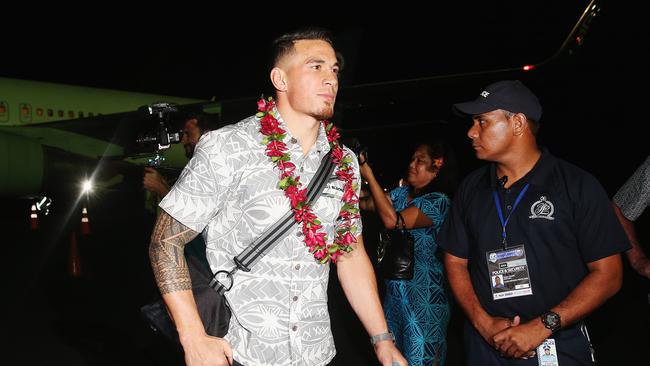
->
[149,211,200,294]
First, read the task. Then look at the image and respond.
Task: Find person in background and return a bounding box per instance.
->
[143,114,212,265]
[359,139,458,365]
[439,80,629,365]
[612,156,650,279]
[143,113,212,198]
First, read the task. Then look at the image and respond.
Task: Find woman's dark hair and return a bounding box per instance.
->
[409,139,459,198]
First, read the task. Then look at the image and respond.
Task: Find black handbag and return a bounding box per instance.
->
[378,212,414,280]
[141,151,336,343]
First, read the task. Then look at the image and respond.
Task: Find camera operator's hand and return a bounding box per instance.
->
[143,167,170,197]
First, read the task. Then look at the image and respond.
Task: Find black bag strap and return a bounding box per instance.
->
[209,150,336,293]
[395,211,406,230]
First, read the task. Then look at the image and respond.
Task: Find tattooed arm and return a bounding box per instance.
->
[149,211,233,366]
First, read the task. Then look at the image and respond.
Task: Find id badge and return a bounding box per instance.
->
[537,338,559,366]
[486,245,533,300]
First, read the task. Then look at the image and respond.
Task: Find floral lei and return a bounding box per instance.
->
[257,96,359,264]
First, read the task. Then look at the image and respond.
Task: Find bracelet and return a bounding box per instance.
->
[370,331,395,345]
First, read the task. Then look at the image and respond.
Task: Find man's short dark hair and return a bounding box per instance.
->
[269,26,334,70]
[182,113,212,134]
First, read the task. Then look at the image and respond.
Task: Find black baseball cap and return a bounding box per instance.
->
[453,80,542,121]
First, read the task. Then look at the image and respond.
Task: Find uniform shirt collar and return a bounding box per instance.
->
[489,147,555,189]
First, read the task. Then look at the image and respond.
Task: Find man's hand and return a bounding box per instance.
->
[144,167,170,197]
[476,314,518,347]
[374,340,408,366]
[182,334,233,366]
[493,316,550,359]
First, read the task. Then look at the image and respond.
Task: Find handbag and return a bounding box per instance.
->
[141,151,336,343]
[378,212,414,280]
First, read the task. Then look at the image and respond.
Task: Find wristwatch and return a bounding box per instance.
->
[370,331,395,345]
[540,311,561,332]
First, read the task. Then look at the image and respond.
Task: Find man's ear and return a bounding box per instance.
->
[512,113,527,136]
[270,67,287,92]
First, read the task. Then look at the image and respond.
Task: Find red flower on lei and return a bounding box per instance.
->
[257,96,360,263]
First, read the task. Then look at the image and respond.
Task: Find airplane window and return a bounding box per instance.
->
[58,110,64,117]
[0,102,7,122]
[19,103,32,123]
[37,108,44,117]
[48,109,53,117]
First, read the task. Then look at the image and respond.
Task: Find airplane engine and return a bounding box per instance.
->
[0,133,44,197]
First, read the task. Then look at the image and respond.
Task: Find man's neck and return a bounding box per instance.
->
[277,103,321,154]
[496,145,542,189]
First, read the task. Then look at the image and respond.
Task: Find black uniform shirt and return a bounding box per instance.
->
[439,149,630,321]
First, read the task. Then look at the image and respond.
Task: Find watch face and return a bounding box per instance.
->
[543,312,560,329]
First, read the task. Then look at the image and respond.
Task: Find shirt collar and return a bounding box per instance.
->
[274,107,331,157]
[489,147,555,189]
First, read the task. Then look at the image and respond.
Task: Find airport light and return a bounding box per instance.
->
[81,179,93,194]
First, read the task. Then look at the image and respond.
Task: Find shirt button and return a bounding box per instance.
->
[294,264,301,270]
[299,166,304,172]
[296,231,303,237]
[507,205,512,210]
[292,325,298,331]
[293,295,298,301]
[290,137,298,144]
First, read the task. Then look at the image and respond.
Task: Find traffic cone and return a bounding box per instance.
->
[68,231,82,278]
[30,203,38,230]
[81,206,90,235]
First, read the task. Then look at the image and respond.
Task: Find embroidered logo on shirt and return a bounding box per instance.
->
[529,196,555,220]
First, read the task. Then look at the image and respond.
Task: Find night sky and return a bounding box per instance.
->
[2,3,595,99]
[1,2,647,185]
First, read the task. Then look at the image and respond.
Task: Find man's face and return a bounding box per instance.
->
[279,39,339,120]
[467,109,515,162]
[181,119,201,159]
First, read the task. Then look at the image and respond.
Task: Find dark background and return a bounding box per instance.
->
[1,1,648,365]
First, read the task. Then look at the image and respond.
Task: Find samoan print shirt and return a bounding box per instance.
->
[159,112,362,366]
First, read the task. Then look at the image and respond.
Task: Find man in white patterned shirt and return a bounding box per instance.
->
[149,27,407,366]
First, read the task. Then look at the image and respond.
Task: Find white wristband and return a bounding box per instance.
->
[370,331,395,345]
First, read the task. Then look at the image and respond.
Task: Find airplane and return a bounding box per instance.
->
[0,77,211,200]
[0,0,602,211]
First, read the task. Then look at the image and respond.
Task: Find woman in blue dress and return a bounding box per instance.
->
[360,139,458,365]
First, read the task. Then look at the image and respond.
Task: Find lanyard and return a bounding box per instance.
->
[492,183,529,249]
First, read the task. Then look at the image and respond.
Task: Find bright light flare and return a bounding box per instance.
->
[81,180,93,194]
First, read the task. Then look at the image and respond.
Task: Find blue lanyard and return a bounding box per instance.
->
[492,183,529,249]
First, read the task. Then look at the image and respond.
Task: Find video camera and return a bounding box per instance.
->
[135,102,181,151]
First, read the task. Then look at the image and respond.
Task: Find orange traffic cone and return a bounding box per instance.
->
[68,231,82,278]
[30,204,38,230]
[81,206,90,236]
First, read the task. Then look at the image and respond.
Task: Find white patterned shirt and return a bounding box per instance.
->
[614,156,650,221]
[160,113,362,366]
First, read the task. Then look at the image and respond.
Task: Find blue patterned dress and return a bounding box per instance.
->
[383,186,451,366]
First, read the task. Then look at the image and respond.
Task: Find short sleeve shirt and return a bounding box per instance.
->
[160,113,363,366]
[613,156,650,221]
[438,149,629,320]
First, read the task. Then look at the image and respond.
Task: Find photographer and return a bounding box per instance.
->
[143,113,212,197]
[144,113,212,266]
